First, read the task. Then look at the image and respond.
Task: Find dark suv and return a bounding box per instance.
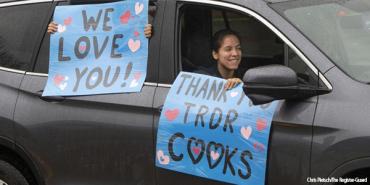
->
[0,0,369,185]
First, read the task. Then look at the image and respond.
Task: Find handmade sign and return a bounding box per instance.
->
[155,72,278,185]
[43,0,148,96]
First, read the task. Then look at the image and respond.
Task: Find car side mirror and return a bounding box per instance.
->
[242,64,331,105]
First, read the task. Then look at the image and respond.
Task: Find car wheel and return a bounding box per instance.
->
[0,160,29,185]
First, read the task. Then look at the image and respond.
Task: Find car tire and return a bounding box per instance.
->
[0,160,29,185]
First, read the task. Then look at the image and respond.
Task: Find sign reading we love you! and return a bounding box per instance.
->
[43,0,148,96]
[156,72,278,185]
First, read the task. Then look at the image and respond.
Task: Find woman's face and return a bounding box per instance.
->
[212,34,242,71]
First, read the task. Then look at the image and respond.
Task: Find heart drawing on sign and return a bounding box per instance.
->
[134,31,140,37]
[64,17,72,25]
[210,151,220,160]
[53,74,65,86]
[135,2,144,15]
[253,142,265,152]
[192,147,201,155]
[120,10,131,24]
[206,142,224,168]
[130,80,139,88]
[134,72,141,80]
[240,126,252,140]
[59,82,68,91]
[79,45,86,53]
[164,108,179,121]
[230,91,238,98]
[128,39,141,52]
[157,150,170,165]
[57,24,66,33]
[256,118,267,131]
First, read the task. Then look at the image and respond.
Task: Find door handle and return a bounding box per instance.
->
[36,90,66,102]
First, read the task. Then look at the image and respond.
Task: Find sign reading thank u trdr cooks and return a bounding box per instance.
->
[156,72,278,185]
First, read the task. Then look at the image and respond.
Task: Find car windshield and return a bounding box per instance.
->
[271,0,370,83]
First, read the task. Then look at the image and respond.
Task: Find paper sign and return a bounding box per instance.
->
[43,0,148,96]
[156,72,278,185]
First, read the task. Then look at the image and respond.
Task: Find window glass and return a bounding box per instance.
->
[0,3,49,71]
[179,4,321,87]
[272,0,370,83]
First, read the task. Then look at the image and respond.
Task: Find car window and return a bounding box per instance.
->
[179,4,323,87]
[34,2,158,82]
[271,0,370,83]
[0,3,50,71]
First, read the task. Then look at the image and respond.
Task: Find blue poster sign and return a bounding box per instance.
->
[43,0,148,96]
[156,72,278,185]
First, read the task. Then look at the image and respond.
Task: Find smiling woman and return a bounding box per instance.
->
[194,29,243,89]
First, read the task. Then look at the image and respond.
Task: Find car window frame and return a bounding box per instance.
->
[0,0,53,74]
[167,0,332,91]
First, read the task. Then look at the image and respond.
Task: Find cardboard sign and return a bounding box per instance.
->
[156,72,278,185]
[43,0,148,96]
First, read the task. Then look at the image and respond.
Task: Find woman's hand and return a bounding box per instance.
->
[144,24,152,38]
[47,22,58,34]
[224,78,242,90]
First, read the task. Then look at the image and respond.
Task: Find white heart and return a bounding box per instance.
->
[157,150,170,165]
[91,75,98,82]
[57,24,66,33]
[130,80,139,88]
[210,151,220,160]
[64,76,69,81]
[59,82,67,91]
[135,2,144,15]
[241,126,252,140]
[230,91,238,98]
[128,39,141,53]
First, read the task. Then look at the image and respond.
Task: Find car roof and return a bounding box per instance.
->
[264,0,294,3]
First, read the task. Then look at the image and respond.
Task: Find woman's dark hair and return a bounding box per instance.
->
[211,29,241,52]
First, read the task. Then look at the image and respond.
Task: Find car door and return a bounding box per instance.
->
[0,0,52,151]
[13,0,163,185]
[153,0,332,185]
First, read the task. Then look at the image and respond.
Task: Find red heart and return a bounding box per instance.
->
[253,142,265,152]
[164,108,179,121]
[64,17,72,25]
[134,72,141,80]
[192,147,200,155]
[134,31,140,37]
[256,118,267,131]
[53,74,64,85]
[120,11,131,24]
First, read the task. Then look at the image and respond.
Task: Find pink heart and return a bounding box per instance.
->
[157,150,170,165]
[120,10,131,24]
[64,16,72,25]
[230,91,238,98]
[253,142,265,152]
[240,126,252,140]
[128,39,141,52]
[53,74,65,85]
[192,147,200,155]
[256,118,267,131]
[134,31,140,37]
[79,45,86,52]
[164,108,179,121]
[134,72,141,80]
[210,151,220,160]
